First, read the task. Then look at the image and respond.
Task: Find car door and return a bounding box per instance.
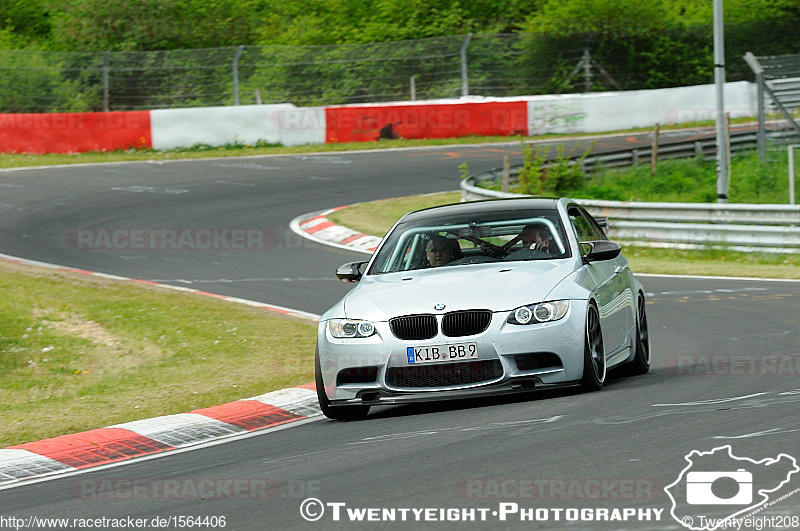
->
[567,205,630,356]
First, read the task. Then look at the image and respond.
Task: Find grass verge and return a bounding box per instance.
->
[0,260,317,447]
[327,192,800,279]
[0,136,538,169]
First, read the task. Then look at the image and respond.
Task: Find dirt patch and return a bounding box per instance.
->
[36,311,122,350]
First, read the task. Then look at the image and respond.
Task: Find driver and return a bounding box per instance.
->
[520,224,554,253]
[425,235,455,267]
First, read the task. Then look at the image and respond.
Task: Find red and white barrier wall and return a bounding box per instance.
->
[0,82,756,154]
[0,111,151,154]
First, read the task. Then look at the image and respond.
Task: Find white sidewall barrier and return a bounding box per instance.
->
[526,81,757,135]
[274,106,326,147]
[150,104,325,149]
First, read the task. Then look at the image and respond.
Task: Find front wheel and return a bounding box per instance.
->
[315,347,370,421]
[626,293,651,375]
[580,302,605,392]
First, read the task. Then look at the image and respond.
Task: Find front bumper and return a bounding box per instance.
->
[317,300,588,405]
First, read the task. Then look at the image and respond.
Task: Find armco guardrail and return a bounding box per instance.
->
[471,127,795,178]
[461,175,800,252]
[582,129,798,173]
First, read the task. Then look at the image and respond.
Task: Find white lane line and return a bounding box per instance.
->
[713,428,800,439]
[652,392,768,407]
[0,252,320,321]
[349,415,563,444]
[638,273,800,283]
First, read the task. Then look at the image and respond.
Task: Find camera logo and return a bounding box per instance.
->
[686,469,752,505]
[665,445,799,530]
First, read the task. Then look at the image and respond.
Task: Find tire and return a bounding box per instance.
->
[626,293,651,375]
[315,347,370,421]
[580,302,605,392]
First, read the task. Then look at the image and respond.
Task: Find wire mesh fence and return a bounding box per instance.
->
[0,32,762,113]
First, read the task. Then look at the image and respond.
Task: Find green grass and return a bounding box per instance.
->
[328,192,800,279]
[573,151,798,204]
[0,135,532,169]
[331,192,463,237]
[0,260,317,447]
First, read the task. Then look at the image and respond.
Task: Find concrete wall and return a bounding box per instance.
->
[525,81,756,135]
[150,104,325,150]
[0,81,757,153]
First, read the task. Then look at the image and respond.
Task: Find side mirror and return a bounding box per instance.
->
[335,261,368,283]
[580,240,621,263]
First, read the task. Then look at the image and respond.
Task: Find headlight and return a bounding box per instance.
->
[508,300,569,325]
[328,319,377,338]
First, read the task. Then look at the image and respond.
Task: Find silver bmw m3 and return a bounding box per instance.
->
[315,198,650,420]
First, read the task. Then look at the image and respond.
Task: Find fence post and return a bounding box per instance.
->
[410,76,416,101]
[743,52,766,162]
[725,112,732,194]
[460,34,472,97]
[650,123,659,173]
[233,45,244,106]
[582,48,592,93]
[103,52,110,112]
[501,156,510,192]
[790,145,798,205]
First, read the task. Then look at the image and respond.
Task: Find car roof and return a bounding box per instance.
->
[400,197,562,223]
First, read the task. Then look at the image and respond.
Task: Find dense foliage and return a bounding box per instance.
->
[0,0,794,51]
[0,0,797,111]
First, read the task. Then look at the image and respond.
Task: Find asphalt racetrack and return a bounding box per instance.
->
[1,132,799,530]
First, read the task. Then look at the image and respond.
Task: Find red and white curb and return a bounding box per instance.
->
[0,386,320,487]
[290,208,380,255]
[0,253,323,487]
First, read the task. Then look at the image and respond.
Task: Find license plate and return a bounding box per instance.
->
[406,342,478,365]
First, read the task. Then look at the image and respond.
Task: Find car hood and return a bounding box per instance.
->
[342,260,577,321]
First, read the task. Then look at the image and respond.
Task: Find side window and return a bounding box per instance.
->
[581,207,609,240]
[568,206,601,242]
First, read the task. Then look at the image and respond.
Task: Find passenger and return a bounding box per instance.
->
[425,234,455,267]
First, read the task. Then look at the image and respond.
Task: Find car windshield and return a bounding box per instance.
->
[368,209,571,275]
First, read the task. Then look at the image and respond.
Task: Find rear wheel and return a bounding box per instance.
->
[580,302,605,392]
[315,347,370,421]
[627,293,651,375]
